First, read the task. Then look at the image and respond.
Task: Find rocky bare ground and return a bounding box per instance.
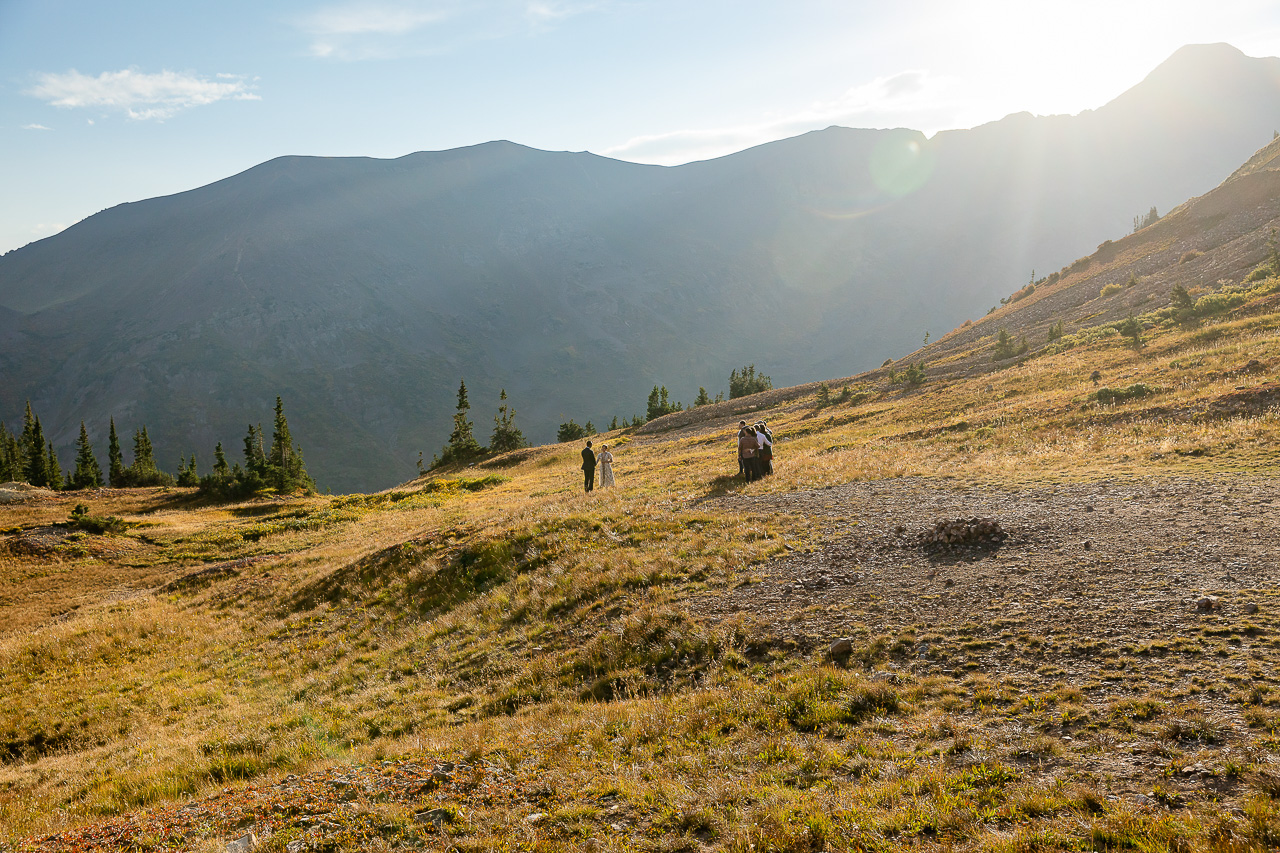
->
[702,475,1279,672]
[697,475,1280,806]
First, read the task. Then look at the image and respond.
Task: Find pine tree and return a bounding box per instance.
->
[21,402,50,487]
[125,426,173,487]
[0,422,22,482]
[439,379,484,465]
[269,397,292,474]
[132,427,156,474]
[267,397,311,492]
[45,441,63,490]
[212,442,230,478]
[489,389,527,453]
[694,387,711,407]
[177,453,199,487]
[107,418,125,487]
[243,423,266,473]
[71,421,104,489]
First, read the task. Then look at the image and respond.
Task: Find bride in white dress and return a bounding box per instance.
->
[598,445,616,488]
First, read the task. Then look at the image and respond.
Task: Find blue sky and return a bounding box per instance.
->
[2,0,1278,255]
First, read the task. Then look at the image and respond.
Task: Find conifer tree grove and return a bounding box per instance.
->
[71,421,104,489]
[107,418,125,487]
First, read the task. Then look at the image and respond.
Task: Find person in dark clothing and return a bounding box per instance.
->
[736,420,748,476]
[581,440,597,493]
[737,424,758,481]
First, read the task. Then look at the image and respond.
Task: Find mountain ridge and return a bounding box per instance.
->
[3,44,1279,491]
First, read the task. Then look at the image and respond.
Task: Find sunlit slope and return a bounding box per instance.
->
[2,45,1279,492]
[5,126,1280,849]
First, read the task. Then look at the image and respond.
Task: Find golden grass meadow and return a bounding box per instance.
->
[5,192,1280,851]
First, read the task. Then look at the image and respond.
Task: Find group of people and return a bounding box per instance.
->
[737,420,773,481]
[580,440,616,492]
[577,420,775,493]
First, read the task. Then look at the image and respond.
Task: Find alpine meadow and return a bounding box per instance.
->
[5,32,1280,853]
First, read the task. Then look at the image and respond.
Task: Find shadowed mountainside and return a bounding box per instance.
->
[1,43,1278,492]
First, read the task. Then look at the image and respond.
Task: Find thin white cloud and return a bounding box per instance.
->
[298,1,456,58]
[603,69,965,165]
[26,69,259,120]
[297,0,610,60]
[525,0,602,25]
[21,123,51,131]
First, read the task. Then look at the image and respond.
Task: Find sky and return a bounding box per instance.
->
[2,0,1279,255]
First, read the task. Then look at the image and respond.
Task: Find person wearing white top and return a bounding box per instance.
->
[755,422,773,476]
[598,445,616,488]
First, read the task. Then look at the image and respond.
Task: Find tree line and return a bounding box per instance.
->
[0,397,313,497]
[434,365,774,466]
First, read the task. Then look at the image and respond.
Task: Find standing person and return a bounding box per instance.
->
[738,424,758,481]
[736,420,748,476]
[598,445,615,488]
[581,440,597,493]
[756,422,773,476]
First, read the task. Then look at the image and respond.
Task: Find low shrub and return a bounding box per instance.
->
[1094,384,1157,405]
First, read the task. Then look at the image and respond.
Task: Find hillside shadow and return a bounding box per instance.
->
[701,474,749,500]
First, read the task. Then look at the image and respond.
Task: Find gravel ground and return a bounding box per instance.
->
[701,475,1280,681]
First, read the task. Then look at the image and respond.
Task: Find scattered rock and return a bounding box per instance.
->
[1196,595,1220,613]
[917,517,1006,549]
[1245,602,1260,614]
[526,812,547,824]
[226,831,257,853]
[828,637,854,658]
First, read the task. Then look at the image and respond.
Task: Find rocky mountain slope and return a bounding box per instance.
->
[2,43,1278,492]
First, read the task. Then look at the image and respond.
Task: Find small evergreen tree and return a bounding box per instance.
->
[489,389,527,453]
[21,402,50,487]
[438,379,484,466]
[71,422,104,489]
[45,441,63,490]
[212,442,230,479]
[694,387,711,407]
[268,397,311,492]
[1118,313,1144,350]
[816,382,831,407]
[177,453,199,487]
[558,420,587,442]
[107,418,125,487]
[0,422,23,482]
[609,416,619,431]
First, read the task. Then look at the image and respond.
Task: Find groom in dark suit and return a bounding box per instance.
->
[581,440,597,493]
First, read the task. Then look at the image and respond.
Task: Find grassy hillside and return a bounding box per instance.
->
[4,149,1280,851]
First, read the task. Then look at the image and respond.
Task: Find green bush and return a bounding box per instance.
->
[68,503,128,534]
[1095,384,1156,405]
[1099,283,1123,298]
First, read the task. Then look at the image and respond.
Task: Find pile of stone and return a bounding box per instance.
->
[918,517,1006,549]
